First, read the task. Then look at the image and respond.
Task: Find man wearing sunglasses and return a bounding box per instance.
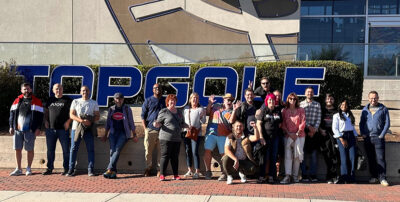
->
[253,77,274,109]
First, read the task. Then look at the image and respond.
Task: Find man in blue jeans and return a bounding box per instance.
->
[43,84,72,175]
[67,86,100,177]
[359,91,390,186]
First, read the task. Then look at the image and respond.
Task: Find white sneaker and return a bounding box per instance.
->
[218,173,227,181]
[9,168,22,176]
[183,171,193,178]
[25,167,32,176]
[369,178,379,184]
[238,172,247,183]
[280,175,290,184]
[226,175,233,185]
[380,179,389,187]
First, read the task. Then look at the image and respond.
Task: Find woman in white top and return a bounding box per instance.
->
[183,93,206,179]
[332,99,358,183]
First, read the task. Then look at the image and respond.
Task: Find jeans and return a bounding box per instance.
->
[364,136,386,181]
[301,149,318,177]
[184,136,203,170]
[107,130,127,172]
[259,135,279,178]
[69,130,95,172]
[337,131,356,182]
[160,140,181,176]
[46,129,70,170]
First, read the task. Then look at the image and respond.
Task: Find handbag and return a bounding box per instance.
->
[185,108,200,141]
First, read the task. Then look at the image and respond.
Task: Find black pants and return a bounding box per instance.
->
[320,128,340,180]
[160,140,181,176]
[364,136,387,180]
[222,155,257,176]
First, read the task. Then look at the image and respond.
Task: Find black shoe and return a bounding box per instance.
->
[335,178,345,184]
[42,169,52,175]
[88,170,95,177]
[66,170,75,177]
[60,169,68,176]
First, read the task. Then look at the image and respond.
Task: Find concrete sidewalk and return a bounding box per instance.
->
[0,191,347,202]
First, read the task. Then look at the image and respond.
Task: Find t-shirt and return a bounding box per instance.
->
[46,96,72,130]
[206,104,232,136]
[112,106,124,132]
[70,98,99,130]
[321,107,337,130]
[235,102,256,135]
[17,98,32,131]
[225,135,247,160]
[256,107,282,139]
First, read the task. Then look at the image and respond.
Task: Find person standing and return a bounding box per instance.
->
[103,92,138,179]
[67,86,100,177]
[9,83,43,176]
[359,91,390,186]
[153,94,187,181]
[299,87,321,182]
[253,77,274,109]
[42,83,72,175]
[319,93,340,184]
[280,93,306,184]
[229,88,257,138]
[332,99,358,184]
[141,83,166,177]
[182,93,206,179]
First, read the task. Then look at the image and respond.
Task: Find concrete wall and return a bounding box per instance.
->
[362,79,400,109]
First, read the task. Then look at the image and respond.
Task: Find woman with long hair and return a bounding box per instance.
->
[280,92,306,184]
[332,99,358,183]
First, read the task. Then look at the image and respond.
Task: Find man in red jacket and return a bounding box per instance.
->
[9,83,43,176]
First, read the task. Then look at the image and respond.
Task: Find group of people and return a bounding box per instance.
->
[8,77,390,187]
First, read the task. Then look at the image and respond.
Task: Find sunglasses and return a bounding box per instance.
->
[261,82,269,85]
[288,98,296,101]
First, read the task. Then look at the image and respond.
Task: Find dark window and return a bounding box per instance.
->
[333,0,366,15]
[300,18,332,43]
[333,17,365,43]
[368,0,398,14]
[301,0,333,15]
[369,27,400,43]
[252,0,299,18]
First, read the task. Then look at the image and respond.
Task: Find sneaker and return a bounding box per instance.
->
[218,173,227,181]
[193,173,200,179]
[257,177,266,184]
[226,175,233,185]
[88,171,95,177]
[268,176,274,183]
[25,167,32,176]
[159,175,166,181]
[42,169,52,175]
[205,171,212,180]
[327,179,334,184]
[183,171,193,178]
[173,175,181,180]
[9,168,22,176]
[60,169,68,176]
[103,170,113,179]
[293,176,299,183]
[144,168,151,177]
[238,172,247,183]
[280,175,290,184]
[66,170,75,177]
[310,176,318,182]
[301,176,310,182]
[369,178,379,184]
[380,179,389,187]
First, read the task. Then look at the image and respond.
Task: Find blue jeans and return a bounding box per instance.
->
[107,130,127,172]
[259,135,279,178]
[364,136,386,181]
[301,149,318,177]
[46,129,70,170]
[337,131,356,182]
[69,130,95,172]
[184,136,203,170]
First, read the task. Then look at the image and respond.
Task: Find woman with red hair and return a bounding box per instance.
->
[256,93,282,183]
[153,94,187,181]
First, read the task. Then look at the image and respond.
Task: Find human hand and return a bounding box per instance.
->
[248,80,253,89]
[34,129,40,136]
[132,136,139,143]
[63,122,70,131]
[233,100,241,110]
[233,160,239,170]
[260,138,266,145]
[153,121,161,128]
[208,95,216,104]
[340,138,348,148]
[9,128,14,135]
[82,119,91,127]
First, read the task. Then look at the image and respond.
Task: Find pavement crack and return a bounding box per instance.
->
[103,193,122,202]
[0,191,27,202]
[204,195,212,202]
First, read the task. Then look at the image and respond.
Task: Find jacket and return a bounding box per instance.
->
[106,104,136,139]
[359,103,390,138]
[9,94,43,132]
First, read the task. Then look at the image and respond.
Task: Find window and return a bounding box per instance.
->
[368,0,398,14]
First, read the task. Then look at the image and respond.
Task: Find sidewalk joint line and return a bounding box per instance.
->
[0,191,27,202]
[103,193,122,202]
[205,195,211,202]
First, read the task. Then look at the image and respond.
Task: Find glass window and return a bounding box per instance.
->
[333,0,366,15]
[369,27,400,43]
[368,0,398,14]
[333,17,365,43]
[300,18,332,43]
[301,1,333,15]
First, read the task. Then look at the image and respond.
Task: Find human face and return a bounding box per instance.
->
[21,85,32,98]
[261,79,270,90]
[325,96,334,107]
[273,91,281,104]
[267,98,275,109]
[340,101,348,112]
[244,91,254,104]
[223,98,233,109]
[369,93,379,106]
[305,88,314,100]
[114,97,124,107]
[190,95,199,107]
[153,84,161,96]
[80,86,90,100]
[168,98,176,108]
[288,96,296,107]
[52,84,63,98]
[234,122,244,137]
